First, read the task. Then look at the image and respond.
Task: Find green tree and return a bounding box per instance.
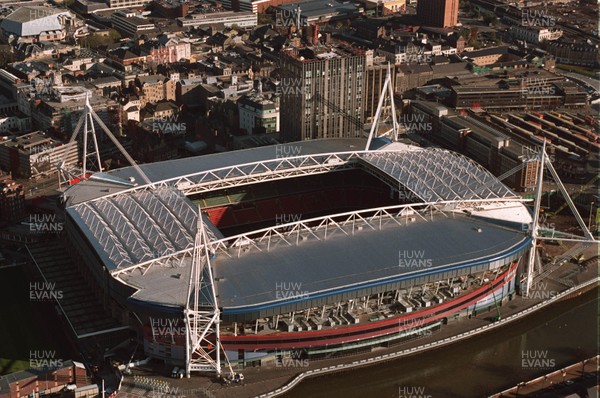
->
[257,13,274,25]
[0,49,15,67]
[79,29,121,49]
[483,13,498,26]
[108,29,121,42]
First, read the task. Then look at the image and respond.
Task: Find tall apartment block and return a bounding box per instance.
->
[417,0,459,28]
[279,46,366,142]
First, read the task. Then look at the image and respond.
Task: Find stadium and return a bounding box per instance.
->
[60,138,533,373]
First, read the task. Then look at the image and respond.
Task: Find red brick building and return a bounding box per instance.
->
[0,361,89,398]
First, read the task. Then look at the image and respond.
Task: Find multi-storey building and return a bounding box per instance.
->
[0,131,77,178]
[449,78,584,111]
[238,92,280,135]
[136,75,175,103]
[0,114,31,133]
[152,36,192,64]
[0,172,25,222]
[176,77,204,108]
[363,52,397,124]
[410,101,539,191]
[27,89,119,139]
[279,45,366,141]
[395,64,434,94]
[107,0,152,9]
[417,0,459,28]
[509,26,563,44]
[111,10,156,36]
[220,0,298,13]
[542,40,599,68]
[177,11,257,29]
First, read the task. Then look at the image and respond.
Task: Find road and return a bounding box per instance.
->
[557,70,600,93]
[21,174,62,199]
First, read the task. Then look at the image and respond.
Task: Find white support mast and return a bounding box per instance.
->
[523,140,597,296]
[80,93,103,177]
[185,210,221,377]
[58,92,153,187]
[523,140,546,297]
[365,63,398,151]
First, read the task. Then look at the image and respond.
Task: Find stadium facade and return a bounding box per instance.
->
[61,138,533,370]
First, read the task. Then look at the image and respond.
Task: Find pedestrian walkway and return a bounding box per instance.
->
[490,356,599,397]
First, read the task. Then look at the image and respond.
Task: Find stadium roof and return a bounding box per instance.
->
[65,141,522,272]
[64,139,530,316]
[66,187,222,272]
[360,149,515,202]
[213,213,529,313]
[115,211,530,315]
[63,138,368,206]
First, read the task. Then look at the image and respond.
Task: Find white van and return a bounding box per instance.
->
[64,383,77,391]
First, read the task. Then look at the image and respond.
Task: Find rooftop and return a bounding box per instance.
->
[0,131,65,153]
